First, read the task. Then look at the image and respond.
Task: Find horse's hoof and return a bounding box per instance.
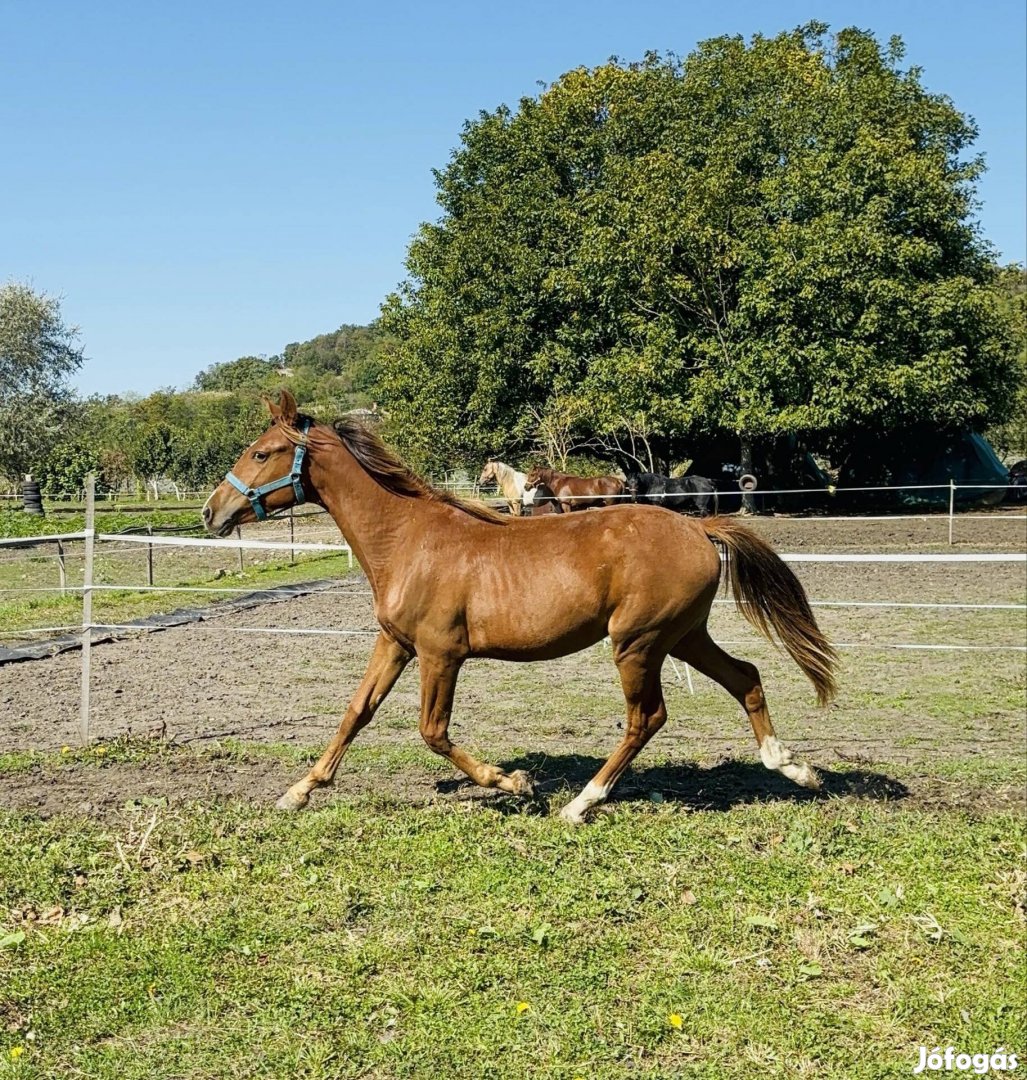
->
[508,770,535,797]
[780,760,822,791]
[793,763,822,791]
[275,789,309,811]
[559,804,587,826]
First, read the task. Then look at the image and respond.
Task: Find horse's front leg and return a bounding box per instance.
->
[276,632,412,810]
[418,655,534,796]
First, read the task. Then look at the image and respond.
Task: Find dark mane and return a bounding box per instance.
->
[283,414,508,525]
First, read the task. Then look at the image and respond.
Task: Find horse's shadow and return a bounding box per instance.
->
[434,753,908,813]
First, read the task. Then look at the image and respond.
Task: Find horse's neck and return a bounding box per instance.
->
[495,462,525,498]
[308,444,421,591]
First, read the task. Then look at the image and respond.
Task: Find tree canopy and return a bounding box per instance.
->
[193,355,279,392]
[985,264,1026,458]
[377,24,1016,471]
[0,282,84,481]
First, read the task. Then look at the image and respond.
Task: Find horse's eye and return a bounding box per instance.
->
[253,451,268,462]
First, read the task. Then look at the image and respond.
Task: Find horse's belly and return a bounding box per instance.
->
[466,605,608,661]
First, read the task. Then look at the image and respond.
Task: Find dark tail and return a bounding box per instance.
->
[701,517,837,705]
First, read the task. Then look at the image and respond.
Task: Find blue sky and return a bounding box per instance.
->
[3,0,1024,397]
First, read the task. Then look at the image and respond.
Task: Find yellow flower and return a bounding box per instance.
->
[61,745,71,754]
[9,1046,25,1060]
[93,746,107,756]
[515,1001,530,1015]
[668,1013,684,1029]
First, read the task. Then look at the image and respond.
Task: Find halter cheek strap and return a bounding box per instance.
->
[225,419,311,522]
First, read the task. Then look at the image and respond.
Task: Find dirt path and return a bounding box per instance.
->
[2,744,1023,821]
[1,516,1023,819]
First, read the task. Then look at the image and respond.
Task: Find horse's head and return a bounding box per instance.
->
[203,390,314,536]
[524,466,549,489]
[478,461,497,487]
[623,472,640,499]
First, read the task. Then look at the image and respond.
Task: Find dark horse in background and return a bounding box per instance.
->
[529,480,564,515]
[624,472,719,517]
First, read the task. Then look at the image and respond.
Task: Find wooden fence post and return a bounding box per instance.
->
[948,479,956,546]
[56,539,66,596]
[79,474,95,745]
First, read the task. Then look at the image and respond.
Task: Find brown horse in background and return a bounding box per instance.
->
[524,466,624,513]
[204,392,836,823]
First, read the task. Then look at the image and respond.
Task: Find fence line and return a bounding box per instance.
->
[0,531,90,547]
[2,584,1025,614]
[38,622,1021,654]
[3,526,1022,563]
[2,472,1024,747]
[3,480,1024,501]
[714,639,1026,653]
[95,532,353,555]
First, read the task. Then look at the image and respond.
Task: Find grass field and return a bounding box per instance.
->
[1,508,1023,1078]
[0,742,1024,1080]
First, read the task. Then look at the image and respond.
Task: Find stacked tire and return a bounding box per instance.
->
[22,476,43,516]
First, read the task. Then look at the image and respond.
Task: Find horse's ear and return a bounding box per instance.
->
[277,389,299,425]
[262,393,281,421]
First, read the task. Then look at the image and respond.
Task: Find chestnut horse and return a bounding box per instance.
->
[204,392,836,823]
[523,466,624,513]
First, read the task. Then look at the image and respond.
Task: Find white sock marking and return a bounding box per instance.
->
[560,780,610,823]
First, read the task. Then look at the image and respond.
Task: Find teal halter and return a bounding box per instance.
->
[225,419,311,521]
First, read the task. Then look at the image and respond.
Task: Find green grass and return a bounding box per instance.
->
[0,552,356,637]
[0,754,1024,1079]
[0,508,204,539]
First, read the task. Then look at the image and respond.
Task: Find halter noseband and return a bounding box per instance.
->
[225,418,311,521]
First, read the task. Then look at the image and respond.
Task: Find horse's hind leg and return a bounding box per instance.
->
[672,629,820,790]
[560,649,667,824]
[277,632,412,811]
[418,655,534,796]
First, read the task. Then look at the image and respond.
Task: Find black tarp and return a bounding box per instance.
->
[0,579,345,666]
[837,429,1009,510]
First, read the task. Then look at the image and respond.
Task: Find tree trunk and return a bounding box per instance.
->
[740,437,757,515]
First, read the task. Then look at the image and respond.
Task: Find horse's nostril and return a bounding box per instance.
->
[202,506,212,524]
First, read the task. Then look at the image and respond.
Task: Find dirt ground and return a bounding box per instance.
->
[1,514,1024,818]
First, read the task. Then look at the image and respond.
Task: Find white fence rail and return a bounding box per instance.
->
[1,474,1024,745]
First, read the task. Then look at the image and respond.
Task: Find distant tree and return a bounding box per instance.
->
[130,425,175,489]
[0,282,84,481]
[35,441,104,495]
[192,355,278,392]
[377,25,1015,472]
[281,323,387,387]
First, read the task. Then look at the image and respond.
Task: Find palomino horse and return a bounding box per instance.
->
[204,392,836,823]
[478,459,534,516]
[523,466,624,513]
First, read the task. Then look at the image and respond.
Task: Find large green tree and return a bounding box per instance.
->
[378,25,1014,471]
[985,264,1026,459]
[0,282,85,481]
